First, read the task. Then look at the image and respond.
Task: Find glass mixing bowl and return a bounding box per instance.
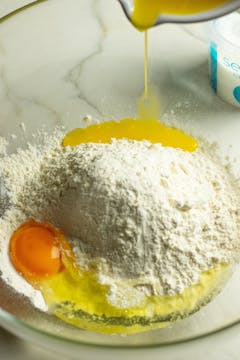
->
[1,0,240,357]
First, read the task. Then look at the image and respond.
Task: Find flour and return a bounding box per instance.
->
[0,133,239,310]
[0,137,8,156]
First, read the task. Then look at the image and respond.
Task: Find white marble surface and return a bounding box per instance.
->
[1,0,240,359]
[0,0,34,17]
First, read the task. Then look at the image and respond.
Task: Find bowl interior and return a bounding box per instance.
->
[0,0,240,349]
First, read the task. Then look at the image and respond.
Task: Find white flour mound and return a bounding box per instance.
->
[0,135,240,309]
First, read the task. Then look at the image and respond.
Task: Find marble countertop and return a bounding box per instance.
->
[1,1,240,359]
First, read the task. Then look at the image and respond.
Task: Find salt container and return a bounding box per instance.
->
[210,12,240,107]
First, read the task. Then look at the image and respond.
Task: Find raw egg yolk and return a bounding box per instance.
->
[10,220,64,283]
[62,118,198,152]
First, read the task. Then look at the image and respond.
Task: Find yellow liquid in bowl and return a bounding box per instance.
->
[62,118,198,152]
[41,263,229,335]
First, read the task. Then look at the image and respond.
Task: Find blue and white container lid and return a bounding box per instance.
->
[210,12,240,107]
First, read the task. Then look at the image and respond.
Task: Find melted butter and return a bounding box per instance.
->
[63,119,198,152]
[132,0,230,30]
[144,31,149,98]
[62,20,198,153]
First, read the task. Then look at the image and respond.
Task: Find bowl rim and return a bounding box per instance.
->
[1,305,240,349]
[0,0,240,349]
